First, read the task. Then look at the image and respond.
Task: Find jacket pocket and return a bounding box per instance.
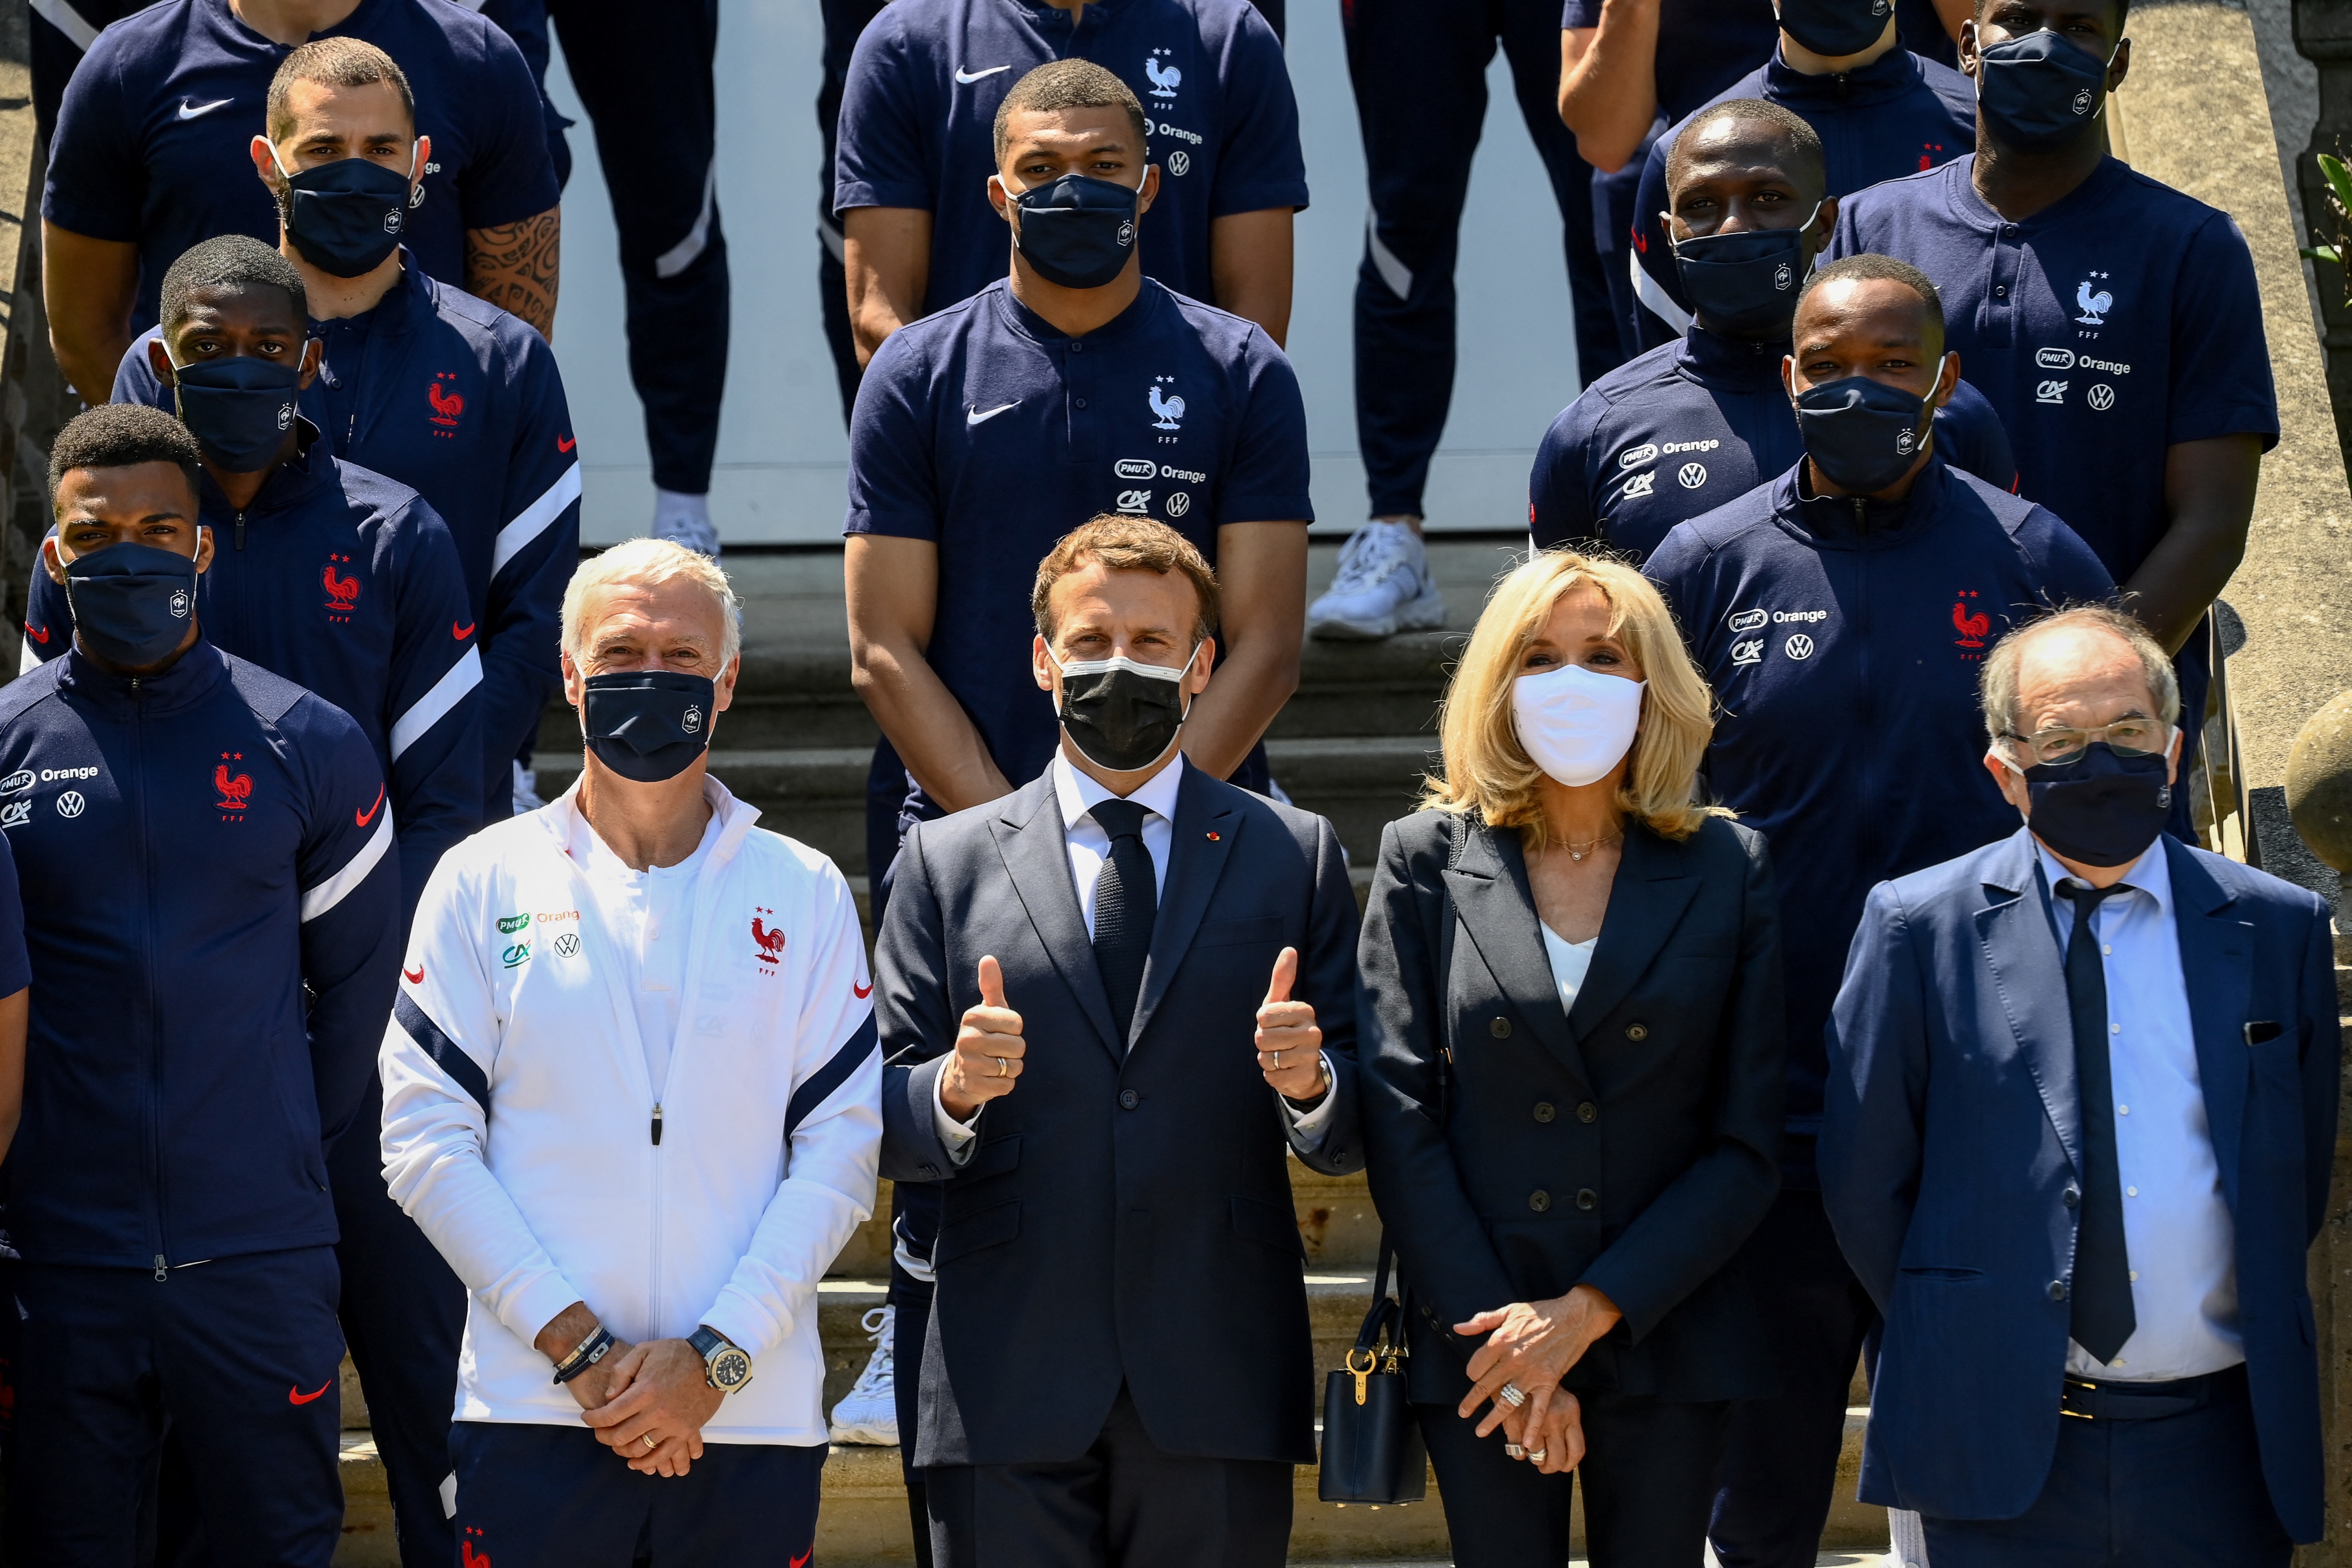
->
[1898,1266,1986,1281]
[1231,1193,1307,1259]
[935,1200,1021,1266]
[961,1133,1022,1184]
[1194,915,1283,949]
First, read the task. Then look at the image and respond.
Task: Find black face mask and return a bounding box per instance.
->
[2022,742,2171,868]
[276,151,413,277]
[580,671,716,783]
[1056,652,1192,773]
[1011,173,1140,290]
[172,354,302,472]
[1777,0,1894,57]
[64,541,200,669]
[1671,211,1817,338]
[1976,31,2114,151]
[1793,376,1933,494]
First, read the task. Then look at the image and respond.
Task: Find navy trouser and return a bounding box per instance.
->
[6,1247,347,1567]
[1344,0,1619,519]
[1709,1184,1876,1568]
[451,1421,826,1567]
[547,0,730,496]
[1594,120,1666,364]
[820,0,894,427]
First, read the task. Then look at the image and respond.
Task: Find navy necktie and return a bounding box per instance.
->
[1089,799,1157,1045]
[2057,877,2136,1366]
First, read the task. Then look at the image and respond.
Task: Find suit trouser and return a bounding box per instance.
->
[1919,1368,2290,1568]
[1709,1186,1876,1568]
[1343,0,1619,520]
[450,1421,825,1567]
[546,0,730,497]
[6,1248,347,1567]
[925,1385,1292,1568]
[1419,1393,1729,1567]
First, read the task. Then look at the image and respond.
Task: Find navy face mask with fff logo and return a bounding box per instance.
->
[1011,173,1141,290]
[1776,0,1895,57]
[274,147,415,278]
[1793,376,1933,495]
[1671,207,1819,338]
[64,542,200,668]
[1976,31,2116,151]
[2020,742,2172,867]
[580,671,716,783]
[172,354,302,472]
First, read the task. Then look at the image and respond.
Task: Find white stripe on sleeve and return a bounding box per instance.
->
[491,464,582,579]
[391,645,483,761]
[1632,251,1695,337]
[19,637,39,678]
[301,811,394,923]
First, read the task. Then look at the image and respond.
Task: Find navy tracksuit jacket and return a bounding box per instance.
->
[25,432,482,926]
[116,258,580,819]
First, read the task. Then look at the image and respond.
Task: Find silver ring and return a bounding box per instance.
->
[1273,1050,1282,1070]
[1527,1448,1548,1464]
[1503,1443,1525,1460]
[642,1433,658,1450]
[1498,1383,1526,1409]
[996,1057,1009,1078]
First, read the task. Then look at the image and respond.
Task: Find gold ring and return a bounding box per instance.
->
[1273,1050,1282,1070]
[642,1433,658,1450]
[996,1057,1009,1077]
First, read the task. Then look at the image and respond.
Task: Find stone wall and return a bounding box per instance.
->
[0,3,71,635]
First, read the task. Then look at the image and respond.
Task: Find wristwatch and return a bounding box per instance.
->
[689,1325,754,1394]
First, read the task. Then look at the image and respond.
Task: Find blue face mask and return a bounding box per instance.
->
[2021,742,2171,868]
[273,146,415,278]
[1010,173,1140,290]
[64,541,200,669]
[1792,376,1934,494]
[172,353,302,472]
[1777,0,1894,57]
[1671,207,1820,338]
[580,671,716,783]
[1976,31,2116,151]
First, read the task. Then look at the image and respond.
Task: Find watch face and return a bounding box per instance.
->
[710,1346,753,1391]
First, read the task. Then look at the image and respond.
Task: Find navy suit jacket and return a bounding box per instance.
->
[877,765,1362,1468]
[1822,829,2339,1539]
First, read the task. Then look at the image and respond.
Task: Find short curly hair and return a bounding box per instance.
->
[49,404,203,509]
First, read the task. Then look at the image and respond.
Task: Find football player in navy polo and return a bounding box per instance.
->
[1627,0,1976,346]
[1,404,399,1565]
[843,58,1309,1540]
[40,0,560,408]
[1532,101,2011,561]
[1642,254,2112,1568]
[1827,0,2276,836]
[114,38,581,829]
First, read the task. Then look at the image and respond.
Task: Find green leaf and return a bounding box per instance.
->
[2321,152,2352,214]
[2303,246,2345,264]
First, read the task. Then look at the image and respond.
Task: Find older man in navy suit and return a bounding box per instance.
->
[875,514,1361,1568]
[1823,605,2339,1566]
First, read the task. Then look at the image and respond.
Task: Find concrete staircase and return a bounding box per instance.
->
[332,540,1892,1565]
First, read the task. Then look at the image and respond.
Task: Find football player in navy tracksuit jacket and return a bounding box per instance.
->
[0,404,400,1566]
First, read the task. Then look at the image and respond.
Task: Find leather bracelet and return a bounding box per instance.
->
[551,1325,615,1385]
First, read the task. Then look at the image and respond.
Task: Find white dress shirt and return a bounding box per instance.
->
[564,801,725,1093]
[2038,839,2243,1382]
[933,750,1336,1153]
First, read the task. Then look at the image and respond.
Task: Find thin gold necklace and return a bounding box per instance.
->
[1558,830,1622,863]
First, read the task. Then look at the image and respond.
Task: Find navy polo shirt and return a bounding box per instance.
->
[0,830,28,1001]
[1630,44,1973,342]
[846,277,1310,794]
[1827,156,2279,590]
[44,0,560,331]
[833,0,1308,318]
[1530,323,2015,559]
[1558,0,1779,123]
[1643,457,2113,1142]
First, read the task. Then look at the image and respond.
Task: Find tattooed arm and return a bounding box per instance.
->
[466,207,562,340]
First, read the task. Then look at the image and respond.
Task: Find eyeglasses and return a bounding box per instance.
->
[1999,718,2172,767]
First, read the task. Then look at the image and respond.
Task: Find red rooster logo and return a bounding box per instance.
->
[750,913,786,965]
[1952,600,1990,649]
[215,763,252,811]
[427,381,465,428]
[323,565,361,613]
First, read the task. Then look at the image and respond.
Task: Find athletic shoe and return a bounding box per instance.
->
[653,489,721,557]
[1307,520,1444,640]
[828,1304,899,1445]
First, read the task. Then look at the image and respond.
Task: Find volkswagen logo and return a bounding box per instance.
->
[1784,635,1816,661]
[57,790,85,818]
[555,933,582,959]
[2087,384,2116,411]
[1166,491,1191,517]
[1677,463,1707,490]
[1168,151,1191,176]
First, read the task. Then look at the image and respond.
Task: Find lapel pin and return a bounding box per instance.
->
[1206,831,1221,841]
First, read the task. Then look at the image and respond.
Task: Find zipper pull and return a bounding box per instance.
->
[153,1254,167,1283]
[650,1103,664,1145]
[235,511,246,551]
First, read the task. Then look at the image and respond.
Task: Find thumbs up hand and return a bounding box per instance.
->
[1255,946,1329,1104]
[943,955,1026,1120]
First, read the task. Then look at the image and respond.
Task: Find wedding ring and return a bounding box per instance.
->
[996,1057,1009,1077]
[1498,1383,1526,1409]
[642,1433,658,1450]
[1503,1443,1525,1460]
[1272,1050,1282,1070]
[1527,1448,1548,1465]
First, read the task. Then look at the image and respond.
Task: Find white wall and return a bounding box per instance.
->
[546,0,1584,544]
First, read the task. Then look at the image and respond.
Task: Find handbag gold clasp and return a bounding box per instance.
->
[1346,1347,1378,1406]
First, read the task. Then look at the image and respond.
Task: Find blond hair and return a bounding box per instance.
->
[1423,551,1726,845]
[561,538,742,670]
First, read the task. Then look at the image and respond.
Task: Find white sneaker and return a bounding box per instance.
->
[1307,519,1444,640]
[828,1304,899,1445]
[652,489,720,557]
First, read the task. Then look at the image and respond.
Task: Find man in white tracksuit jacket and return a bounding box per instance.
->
[381,538,883,1567]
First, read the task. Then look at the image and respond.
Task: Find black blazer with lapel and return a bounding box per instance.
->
[876,764,1362,1468]
[1358,809,1787,1404]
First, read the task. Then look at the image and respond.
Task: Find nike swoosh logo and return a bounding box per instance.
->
[290,1379,333,1405]
[23,623,46,644]
[955,65,1011,83]
[178,97,233,120]
[356,785,385,827]
[557,435,576,453]
[967,401,1020,425]
[854,980,874,999]
[453,621,475,640]
[790,1553,812,1568]
[403,964,424,985]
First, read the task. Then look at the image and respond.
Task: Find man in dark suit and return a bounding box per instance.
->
[1823,605,2340,1567]
[875,514,1362,1568]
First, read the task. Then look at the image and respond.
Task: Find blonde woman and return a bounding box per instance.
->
[1358,551,1786,1567]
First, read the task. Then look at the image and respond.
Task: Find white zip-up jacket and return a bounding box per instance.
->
[379,777,881,1442]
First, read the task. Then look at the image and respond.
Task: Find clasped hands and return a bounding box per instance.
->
[939,948,1328,1121]
[535,1302,723,1477]
[1455,1284,1622,1475]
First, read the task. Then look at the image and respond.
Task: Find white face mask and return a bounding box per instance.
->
[1511,662,1645,787]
